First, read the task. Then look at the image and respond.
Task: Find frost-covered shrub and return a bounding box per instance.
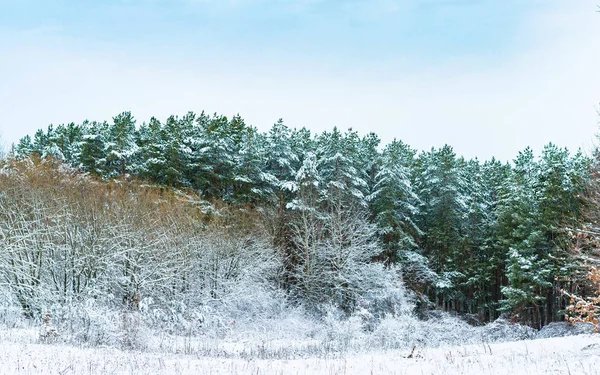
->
[319,306,367,353]
[370,314,421,350]
[316,306,477,353]
[369,311,512,350]
[142,299,206,337]
[481,317,537,342]
[419,312,481,347]
[48,298,153,350]
[312,308,496,354]
[0,289,25,328]
[54,302,119,347]
[356,265,414,320]
[138,231,285,341]
[254,307,321,341]
[120,310,150,350]
[536,321,595,339]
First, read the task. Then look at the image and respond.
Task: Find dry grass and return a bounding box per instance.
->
[0,331,598,375]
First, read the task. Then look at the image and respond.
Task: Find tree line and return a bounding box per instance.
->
[7,111,594,328]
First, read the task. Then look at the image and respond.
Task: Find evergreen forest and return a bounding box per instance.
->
[3,110,599,340]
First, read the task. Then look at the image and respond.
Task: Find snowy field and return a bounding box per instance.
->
[0,333,598,375]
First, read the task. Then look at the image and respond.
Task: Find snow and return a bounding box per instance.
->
[0,332,597,374]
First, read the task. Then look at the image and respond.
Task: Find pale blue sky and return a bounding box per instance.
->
[0,0,599,161]
[0,0,545,70]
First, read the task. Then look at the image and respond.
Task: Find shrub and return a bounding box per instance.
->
[566,266,600,332]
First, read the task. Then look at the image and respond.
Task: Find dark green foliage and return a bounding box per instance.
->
[15,111,591,328]
[105,112,137,178]
[79,121,109,175]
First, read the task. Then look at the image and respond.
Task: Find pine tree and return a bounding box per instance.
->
[79,121,109,176]
[162,113,194,187]
[414,145,468,311]
[233,126,271,204]
[264,119,299,211]
[466,158,509,320]
[497,148,550,327]
[359,132,382,203]
[105,111,138,178]
[51,123,84,164]
[14,135,34,159]
[186,111,212,192]
[136,117,167,183]
[536,144,588,324]
[32,128,49,156]
[317,127,368,207]
[290,127,315,162]
[198,114,240,200]
[369,140,421,263]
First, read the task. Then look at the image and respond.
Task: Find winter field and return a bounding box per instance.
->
[1,145,600,375]
[0,329,598,375]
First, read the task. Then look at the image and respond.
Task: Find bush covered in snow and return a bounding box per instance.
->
[536,321,596,339]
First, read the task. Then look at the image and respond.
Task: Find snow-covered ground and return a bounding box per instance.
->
[0,333,598,375]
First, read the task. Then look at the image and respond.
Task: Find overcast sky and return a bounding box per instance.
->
[0,0,599,161]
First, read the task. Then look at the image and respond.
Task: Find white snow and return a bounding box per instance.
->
[0,332,597,375]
